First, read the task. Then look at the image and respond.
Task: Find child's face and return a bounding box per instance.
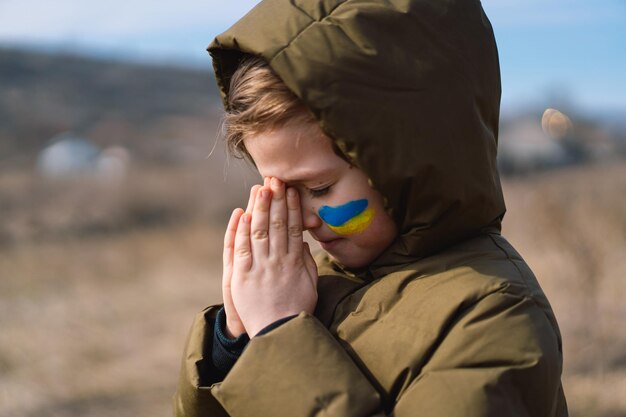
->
[244,121,398,269]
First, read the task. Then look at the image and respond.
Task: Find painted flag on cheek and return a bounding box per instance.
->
[318,199,374,235]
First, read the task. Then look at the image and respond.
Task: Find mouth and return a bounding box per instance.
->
[318,237,343,251]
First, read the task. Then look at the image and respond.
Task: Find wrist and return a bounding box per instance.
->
[248,311,302,337]
[255,314,298,337]
[225,318,244,339]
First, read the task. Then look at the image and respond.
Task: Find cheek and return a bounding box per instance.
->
[318,198,375,236]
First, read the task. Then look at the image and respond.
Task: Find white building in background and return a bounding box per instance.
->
[497,107,624,175]
[498,116,569,175]
[37,131,130,181]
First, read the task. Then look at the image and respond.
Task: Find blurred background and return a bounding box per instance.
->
[0,1,625,416]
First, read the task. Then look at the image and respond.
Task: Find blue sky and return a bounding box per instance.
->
[1,0,624,115]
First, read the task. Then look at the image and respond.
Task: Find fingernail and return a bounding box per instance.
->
[242,214,251,223]
[261,189,270,199]
[271,177,281,188]
[287,188,296,198]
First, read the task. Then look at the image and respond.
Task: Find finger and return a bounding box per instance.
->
[233,213,253,272]
[250,186,271,257]
[245,184,261,214]
[223,208,244,333]
[269,177,288,255]
[223,208,244,271]
[264,176,270,187]
[303,242,319,286]
[286,187,303,255]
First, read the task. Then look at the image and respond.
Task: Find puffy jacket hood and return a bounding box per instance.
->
[208,0,506,276]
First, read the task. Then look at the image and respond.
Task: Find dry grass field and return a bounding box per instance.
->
[1,160,625,417]
[502,162,626,417]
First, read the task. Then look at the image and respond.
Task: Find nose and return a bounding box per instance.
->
[302,205,322,231]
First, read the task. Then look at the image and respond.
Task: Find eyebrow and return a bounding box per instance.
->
[279,167,336,184]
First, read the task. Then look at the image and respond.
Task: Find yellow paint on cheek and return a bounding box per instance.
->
[327,207,375,235]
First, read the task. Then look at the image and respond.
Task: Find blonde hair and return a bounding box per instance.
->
[223,56,316,160]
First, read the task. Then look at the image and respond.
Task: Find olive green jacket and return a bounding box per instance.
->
[173,0,567,415]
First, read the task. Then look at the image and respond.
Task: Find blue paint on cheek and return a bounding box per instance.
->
[318,199,368,227]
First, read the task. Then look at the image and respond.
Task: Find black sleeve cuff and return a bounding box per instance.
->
[212,307,250,377]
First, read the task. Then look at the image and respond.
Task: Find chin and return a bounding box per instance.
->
[328,251,370,270]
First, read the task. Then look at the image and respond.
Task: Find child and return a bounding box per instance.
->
[174,1,568,416]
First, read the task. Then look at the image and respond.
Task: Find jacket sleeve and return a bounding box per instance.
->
[173,306,308,417]
[211,311,386,417]
[172,305,230,417]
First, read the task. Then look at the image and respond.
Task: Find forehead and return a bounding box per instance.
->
[243,122,343,182]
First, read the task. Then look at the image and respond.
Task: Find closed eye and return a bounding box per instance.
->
[308,185,331,198]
